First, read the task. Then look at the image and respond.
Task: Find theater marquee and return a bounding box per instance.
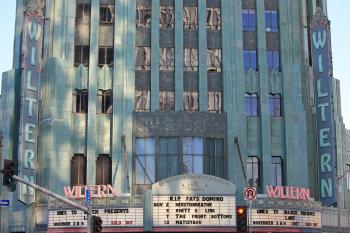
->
[18,0,44,204]
[152,174,236,229]
[311,8,336,206]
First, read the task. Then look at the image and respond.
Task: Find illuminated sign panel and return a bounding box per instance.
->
[18,1,44,204]
[152,174,236,228]
[311,8,336,206]
[48,208,143,228]
[64,185,118,199]
[266,186,310,201]
[249,208,321,229]
[153,195,236,226]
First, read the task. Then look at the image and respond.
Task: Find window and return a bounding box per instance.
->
[182,137,203,174]
[247,156,259,187]
[159,91,175,111]
[74,45,90,67]
[205,138,225,178]
[159,137,180,181]
[71,154,86,186]
[137,5,151,28]
[242,9,256,31]
[98,47,113,67]
[269,93,282,117]
[135,138,155,184]
[207,8,221,30]
[135,47,151,70]
[183,7,198,29]
[265,10,279,32]
[245,93,258,116]
[208,92,222,113]
[74,89,88,113]
[96,154,112,185]
[160,6,175,29]
[97,90,112,114]
[135,90,151,112]
[266,50,280,71]
[100,5,115,24]
[159,48,175,71]
[183,91,199,112]
[76,3,91,21]
[184,48,198,71]
[271,156,283,186]
[207,49,222,72]
[243,50,257,71]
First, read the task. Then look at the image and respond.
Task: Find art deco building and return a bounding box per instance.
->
[1,0,350,232]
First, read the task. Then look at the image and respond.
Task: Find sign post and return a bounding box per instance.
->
[0,200,9,207]
[86,188,91,204]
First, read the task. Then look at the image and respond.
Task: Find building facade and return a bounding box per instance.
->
[1,0,350,232]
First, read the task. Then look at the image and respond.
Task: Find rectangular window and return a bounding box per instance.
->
[74,45,90,67]
[71,154,86,186]
[243,50,257,71]
[266,50,280,71]
[208,92,222,113]
[183,91,199,112]
[271,156,283,186]
[135,90,151,112]
[135,47,151,70]
[269,93,282,117]
[183,137,203,174]
[207,8,221,30]
[96,154,112,185]
[74,89,88,113]
[137,5,151,28]
[265,10,279,32]
[97,90,112,114]
[100,5,115,24]
[76,3,91,21]
[159,137,180,181]
[245,93,258,116]
[159,91,175,111]
[184,48,199,71]
[160,48,175,71]
[247,156,259,187]
[207,49,222,72]
[135,138,156,184]
[98,47,114,67]
[183,7,198,29]
[242,9,256,32]
[160,6,175,29]
[205,138,225,178]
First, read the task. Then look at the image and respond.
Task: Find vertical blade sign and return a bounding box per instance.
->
[18,0,44,204]
[310,8,336,206]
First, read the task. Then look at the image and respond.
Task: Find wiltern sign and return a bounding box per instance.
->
[18,1,44,204]
[310,8,336,206]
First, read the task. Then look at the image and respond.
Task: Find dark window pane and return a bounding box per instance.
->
[265,11,270,29]
[251,50,257,70]
[107,48,114,65]
[244,50,250,71]
[271,11,278,29]
[96,154,112,185]
[82,46,90,66]
[273,51,280,70]
[251,11,256,29]
[266,51,273,70]
[71,154,86,185]
[98,48,105,65]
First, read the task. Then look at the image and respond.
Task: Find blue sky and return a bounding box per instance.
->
[1,1,350,127]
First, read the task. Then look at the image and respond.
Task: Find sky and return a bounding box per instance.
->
[0,1,349,127]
